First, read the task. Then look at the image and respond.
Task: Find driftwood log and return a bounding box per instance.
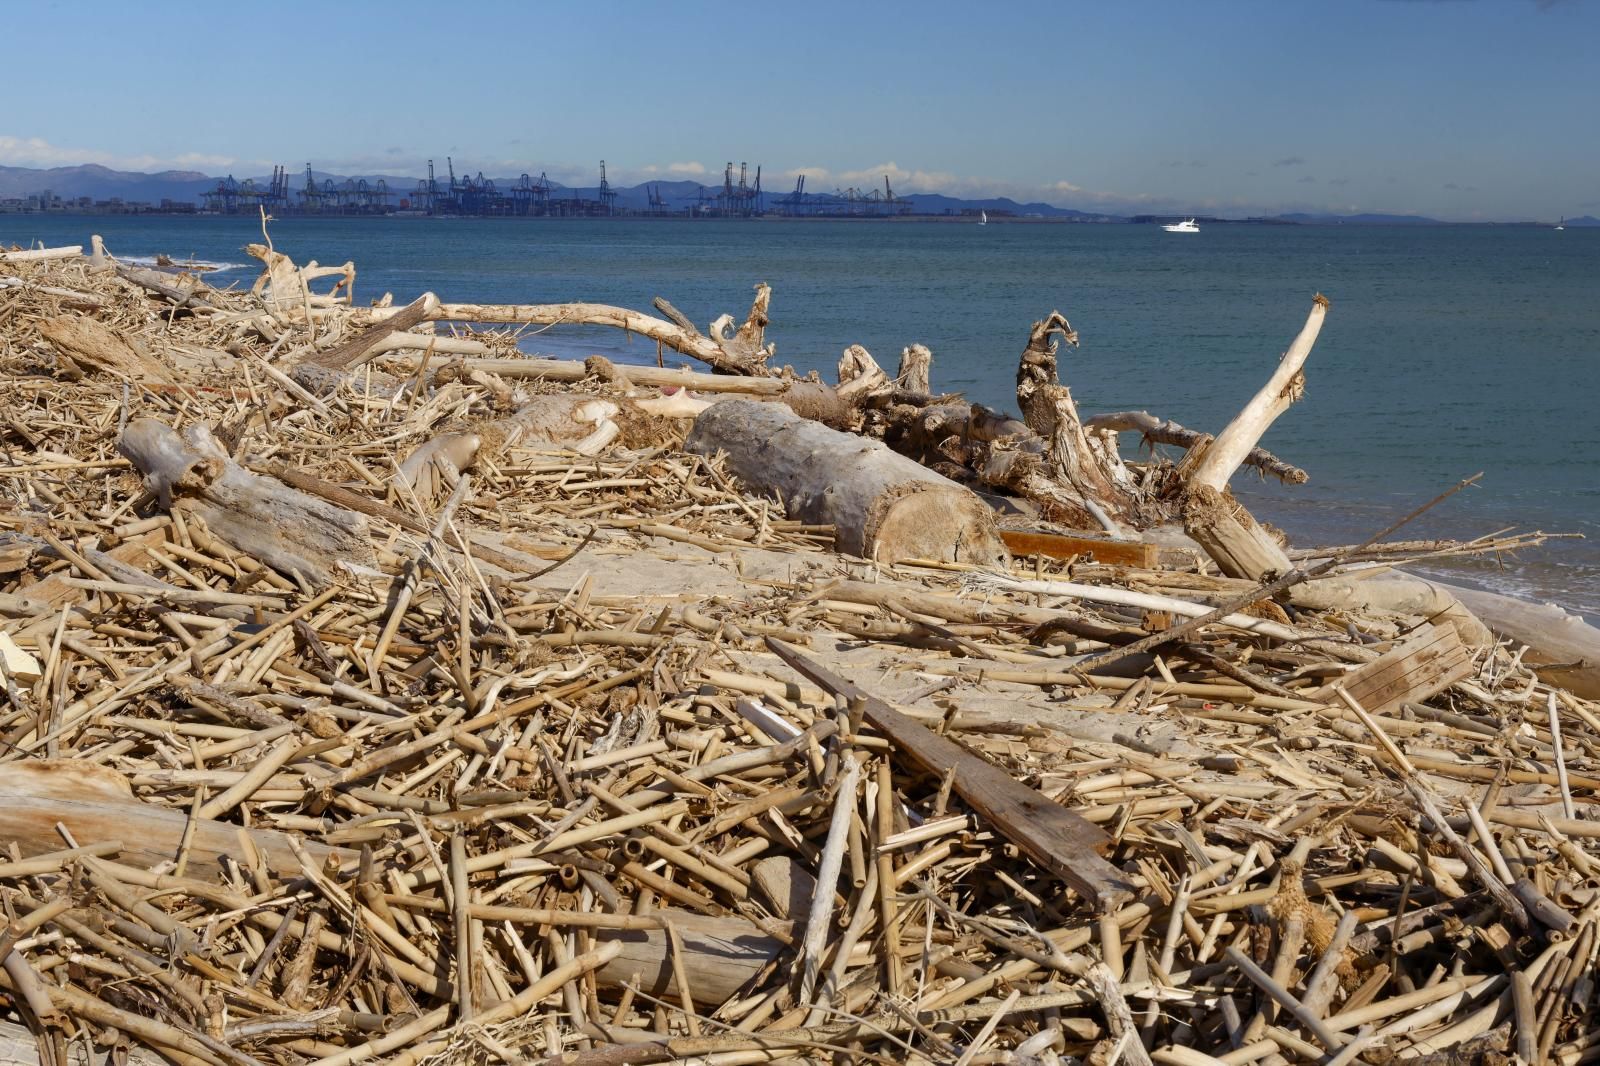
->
[117,419,375,586]
[687,399,1008,565]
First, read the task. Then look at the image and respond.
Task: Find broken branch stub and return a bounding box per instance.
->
[1014,311,1148,525]
[118,419,374,586]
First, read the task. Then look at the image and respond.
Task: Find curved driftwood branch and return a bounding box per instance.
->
[1189,295,1328,493]
[1086,410,1309,484]
[375,284,775,375]
[1183,296,1329,579]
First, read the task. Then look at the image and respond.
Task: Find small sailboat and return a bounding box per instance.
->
[1163,218,1199,233]
[1556,216,1566,231]
[978,210,987,226]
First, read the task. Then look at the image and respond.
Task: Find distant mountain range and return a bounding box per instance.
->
[0,163,217,203]
[0,163,1588,225]
[1271,211,1443,225]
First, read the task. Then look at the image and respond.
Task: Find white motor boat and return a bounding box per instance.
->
[1163,218,1199,233]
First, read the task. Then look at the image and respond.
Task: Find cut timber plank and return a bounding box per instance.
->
[766,638,1135,911]
[1000,529,1158,568]
[1319,623,1473,718]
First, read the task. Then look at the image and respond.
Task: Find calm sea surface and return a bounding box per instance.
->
[7,216,1598,617]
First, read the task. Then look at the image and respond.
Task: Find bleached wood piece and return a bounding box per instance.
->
[686,399,1008,566]
[1085,410,1309,484]
[1190,295,1329,493]
[1312,624,1474,716]
[0,246,81,263]
[369,286,775,375]
[0,1018,162,1066]
[897,343,933,394]
[0,760,352,879]
[118,419,374,586]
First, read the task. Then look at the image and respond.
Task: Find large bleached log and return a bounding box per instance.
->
[0,761,353,879]
[1288,569,1494,649]
[594,911,787,1006]
[686,399,1008,565]
[1183,296,1329,580]
[118,419,374,586]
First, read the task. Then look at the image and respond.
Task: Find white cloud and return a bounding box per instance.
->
[0,135,237,172]
[667,161,706,176]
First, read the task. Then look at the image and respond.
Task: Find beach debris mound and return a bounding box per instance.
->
[0,238,1596,1066]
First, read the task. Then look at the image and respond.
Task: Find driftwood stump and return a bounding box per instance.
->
[118,419,374,586]
[687,399,1007,566]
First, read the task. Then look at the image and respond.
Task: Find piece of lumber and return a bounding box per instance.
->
[1315,624,1473,717]
[999,529,1158,568]
[297,291,439,370]
[687,399,1007,566]
[766,639,1135,911]
[119,419,374,587]
[0,760,353,879]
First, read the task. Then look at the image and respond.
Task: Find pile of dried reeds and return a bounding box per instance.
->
[1,237,1597,1066]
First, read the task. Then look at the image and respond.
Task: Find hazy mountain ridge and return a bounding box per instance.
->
[0,163,216,202]
[1,164,1583,224]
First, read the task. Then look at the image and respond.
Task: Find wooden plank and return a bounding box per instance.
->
[999,528,1158,569]
[766,639,1135,912]
[1321,623,1473,718]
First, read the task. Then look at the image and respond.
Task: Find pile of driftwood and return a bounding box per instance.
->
[2,235,1600,1066]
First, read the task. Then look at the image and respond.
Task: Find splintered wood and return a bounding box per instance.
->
[0,238,1597,1066]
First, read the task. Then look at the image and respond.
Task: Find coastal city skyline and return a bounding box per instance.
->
[3,0,1595,221]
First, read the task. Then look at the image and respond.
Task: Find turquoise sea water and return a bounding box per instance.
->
[6,215,1598,616]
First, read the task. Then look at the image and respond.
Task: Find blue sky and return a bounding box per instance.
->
[2,0,1594,219]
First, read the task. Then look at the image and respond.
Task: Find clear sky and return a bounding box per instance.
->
[3,0,1595,219]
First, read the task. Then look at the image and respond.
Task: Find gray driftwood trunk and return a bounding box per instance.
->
[687,399,1007,566]
[118,419,374,587]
